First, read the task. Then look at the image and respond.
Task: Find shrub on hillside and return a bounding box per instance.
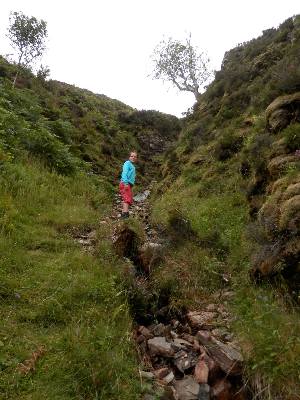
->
[118,109,181,138]
[282,123,300,152]
[214,131,244,161]
[274,17,295,43]
[46,119,75,144]
[22,127,79,175]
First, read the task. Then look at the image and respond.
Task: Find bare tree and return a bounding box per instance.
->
[151,34,213,101]
[7,11,47,87]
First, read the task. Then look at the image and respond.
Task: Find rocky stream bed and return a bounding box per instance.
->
[75,186,250,399]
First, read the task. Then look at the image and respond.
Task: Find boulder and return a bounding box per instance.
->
[266,92,300,133]
[196,331,243,375]
[148,337,175,357]
[252,173,300,279]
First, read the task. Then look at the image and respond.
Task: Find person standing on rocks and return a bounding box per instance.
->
[119,151,137,219]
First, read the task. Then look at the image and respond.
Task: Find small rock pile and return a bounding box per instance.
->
[135,304,247,400]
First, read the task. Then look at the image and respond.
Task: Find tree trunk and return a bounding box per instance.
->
[12,53,23,89]
[194,90,201,102]
[12,70,19,88]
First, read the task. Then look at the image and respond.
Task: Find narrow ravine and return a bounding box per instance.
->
[111,186,250,400]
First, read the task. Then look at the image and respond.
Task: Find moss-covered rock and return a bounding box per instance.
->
[266,92,300,133]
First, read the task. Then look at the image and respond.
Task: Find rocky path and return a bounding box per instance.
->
[111,187,249,400]
[74,186,249,399]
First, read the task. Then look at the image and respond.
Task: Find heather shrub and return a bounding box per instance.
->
[282,123,300,152]
[214,130,244,161]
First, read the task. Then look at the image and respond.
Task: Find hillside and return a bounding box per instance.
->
[149,15,300,399]
[0,14,300,400]
[0,55,181,181]
[0,56,180,399]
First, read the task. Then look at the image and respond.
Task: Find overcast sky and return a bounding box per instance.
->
[0,1,299,116]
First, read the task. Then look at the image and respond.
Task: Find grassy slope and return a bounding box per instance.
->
[150,16,300,399]
[0,55,181,184]
[0,49,181,398]
[0,160,141,399]
[0,58,169,399]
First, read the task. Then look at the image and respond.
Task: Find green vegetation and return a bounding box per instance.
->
[7,11,47,87]
[0,55,180,182]
[150,15,300,399]
[0,160,140,399]
[0,37,181,397]
[1,11,300,400]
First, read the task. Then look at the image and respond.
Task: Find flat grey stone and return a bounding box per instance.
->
[174,376,200,400]
[148,336,175,357]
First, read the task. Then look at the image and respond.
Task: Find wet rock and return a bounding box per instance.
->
[211,379,232,400]
[174,376,200,400]
[173,350,198,373]
[196,331,243,375]
[194,357,209,384]
[187,311,217,330]
[148,337,175,357]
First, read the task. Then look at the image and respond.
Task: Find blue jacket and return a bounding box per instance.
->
[121,160,136,185]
